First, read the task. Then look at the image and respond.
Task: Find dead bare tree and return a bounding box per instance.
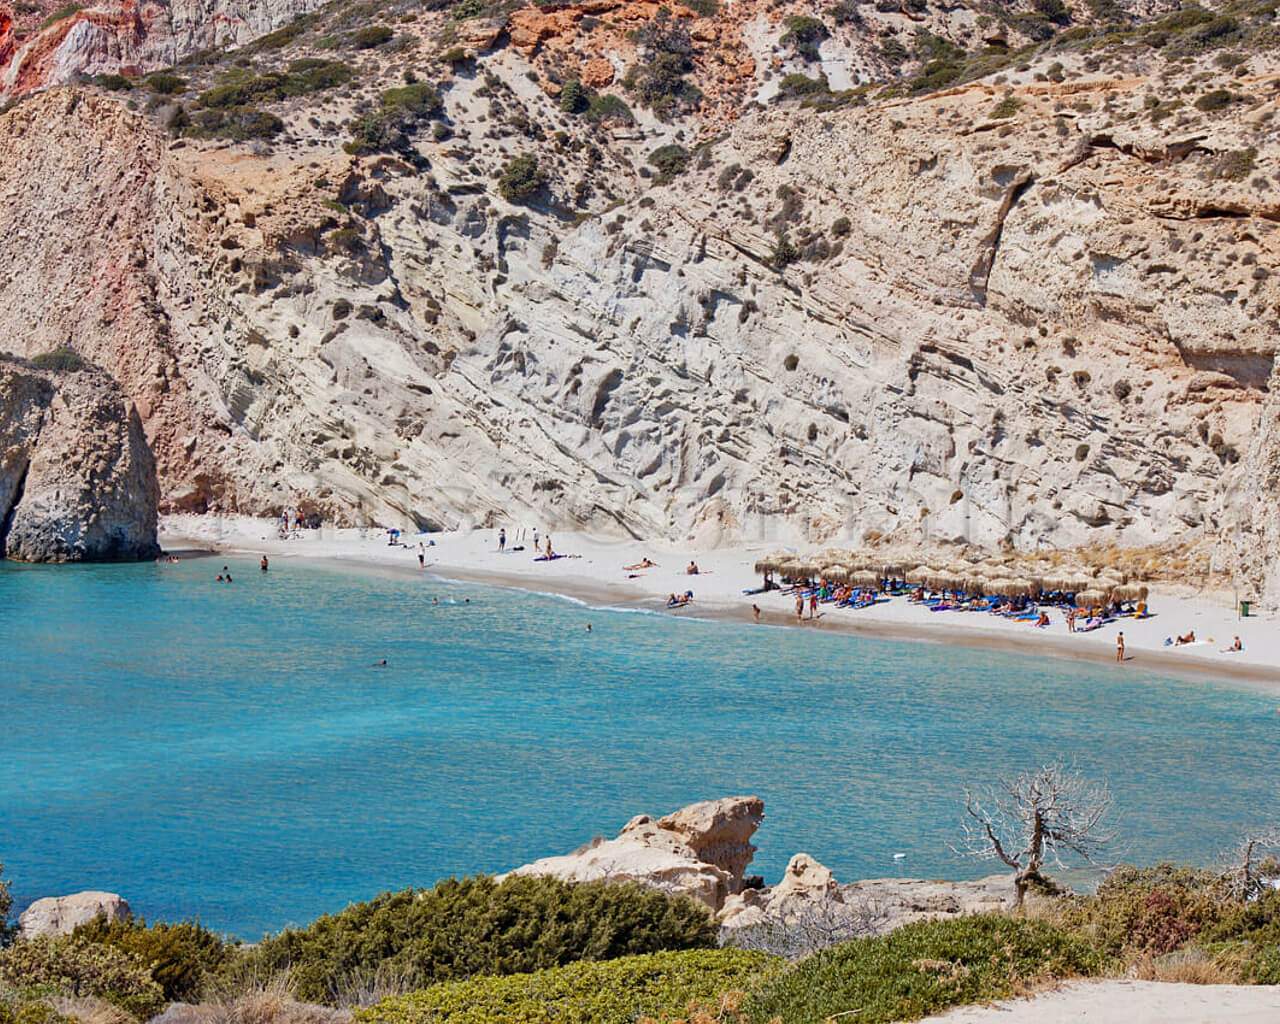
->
[1221,827,1280,900]
[720,894,890,959]
[953,762,1113,907]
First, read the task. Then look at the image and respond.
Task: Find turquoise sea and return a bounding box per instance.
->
[2,556,1278,938]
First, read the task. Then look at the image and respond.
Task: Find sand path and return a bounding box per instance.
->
[925,979,1280,1022]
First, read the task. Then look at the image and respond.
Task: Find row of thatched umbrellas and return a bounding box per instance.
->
[753,549,1149,606]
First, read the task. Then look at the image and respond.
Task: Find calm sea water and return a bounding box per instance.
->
[1,556,1277,938]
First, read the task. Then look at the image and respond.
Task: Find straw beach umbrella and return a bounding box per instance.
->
[1075,589,1107,608]
[851,571,880,588]
[753,551,793,574]
[905,565,936,586]
[1113,583,1149,602]
[822,564,851,583]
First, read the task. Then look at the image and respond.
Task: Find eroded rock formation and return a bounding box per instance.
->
[508,796,1026,934]
[0,357,160,562]
[508,796,764,911]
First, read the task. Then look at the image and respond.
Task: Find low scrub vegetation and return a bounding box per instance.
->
[29,347,88,373]
[237,875,718,1004]
[346,82,444,155]
[741,915,1108,1023]
[355,949,774,1024]
[71,917,236,1003]
[497,155,547,202]
[197,61,354,109]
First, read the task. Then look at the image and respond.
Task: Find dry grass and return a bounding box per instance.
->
[192,979,353,1024]
[1129,949,1240,985]
[47,997,138,1024]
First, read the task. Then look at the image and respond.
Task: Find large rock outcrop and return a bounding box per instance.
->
[507,796,764,911]
[18,891,131,939]
[508,797,1028,937]
[0,357,160,562]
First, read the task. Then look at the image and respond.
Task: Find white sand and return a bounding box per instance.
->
[161,514,1280,685]
[925,979,1280,1022]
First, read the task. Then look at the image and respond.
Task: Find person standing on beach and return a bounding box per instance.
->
[1116,631,1125,662]
[533,528,539,551]
[795,594,804,621]
[752,604,761,623]
[809,591,818,619]
[498,528,506,553]
[417,542,425,568]
[1067,607,1075,633]
[545,535,553,559]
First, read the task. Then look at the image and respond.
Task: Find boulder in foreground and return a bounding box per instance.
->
[507,796,764,911]
[19,890,131,939]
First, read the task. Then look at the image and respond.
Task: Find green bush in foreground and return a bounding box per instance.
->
[242,875,718,1005]
[0,937,164,1020]
[72,916,236,1003]
[742,915,1109,1024]
[355,949,776,1024]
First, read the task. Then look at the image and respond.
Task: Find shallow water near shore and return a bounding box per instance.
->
[2,556,1278,938]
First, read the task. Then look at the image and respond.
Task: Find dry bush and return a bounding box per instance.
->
[1130,948,1239,985]
[200,979,352,1024]
[47,997,136,1024]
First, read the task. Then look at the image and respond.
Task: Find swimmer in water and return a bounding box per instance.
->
[260,555,269,572]
[432,597,438,606]
[372,659,387,667]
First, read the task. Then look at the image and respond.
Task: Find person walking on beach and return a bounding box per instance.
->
[809,590,818,619]
[1116,631,1125,662]
[533,528,539,551]
[1067,607,1075,633]
[417,542,425,568]
[498,528,506,553]
[753,604,761,623]
[795,593,804,622]
[545,535,553,559]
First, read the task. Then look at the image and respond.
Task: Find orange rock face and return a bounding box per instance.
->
[580,56,614,89]
[0,12,13,69]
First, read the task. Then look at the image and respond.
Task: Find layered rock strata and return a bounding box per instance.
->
[0,356,160,562]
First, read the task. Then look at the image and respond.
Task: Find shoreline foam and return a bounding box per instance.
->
[160,514,1280,686]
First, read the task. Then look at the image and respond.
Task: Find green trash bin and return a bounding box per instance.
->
[1240,600,1251,617]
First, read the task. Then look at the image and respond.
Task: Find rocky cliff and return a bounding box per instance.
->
[0,0,1277,594]
[0,355,160,562]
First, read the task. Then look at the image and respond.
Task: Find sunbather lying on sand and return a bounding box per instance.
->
[1176,630,1196,645]
[623,558,657,570]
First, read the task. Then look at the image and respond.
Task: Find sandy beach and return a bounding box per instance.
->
[161,514,1280,685]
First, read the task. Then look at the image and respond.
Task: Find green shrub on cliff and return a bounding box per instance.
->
[345,82,444,155]
[0,937,165,1020]
[30,347,87,373]
[741,915,1109,1024]
[71,916,236,1003]
[354,949,775,1024]
[497,155,546,202]
[238,876,718,1005]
